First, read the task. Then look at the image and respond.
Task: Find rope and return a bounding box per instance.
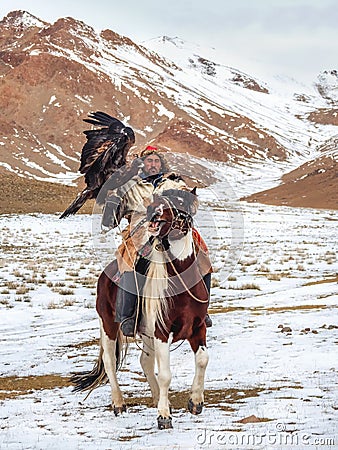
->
[157,199,209,304]
[131,336,151,356]
[164,253,209,304]
[138,333,186,354]
[170,339,185,353]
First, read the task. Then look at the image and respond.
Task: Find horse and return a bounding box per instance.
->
[71,188,210,430]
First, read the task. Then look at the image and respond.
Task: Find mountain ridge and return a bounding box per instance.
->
[0,10,337,210]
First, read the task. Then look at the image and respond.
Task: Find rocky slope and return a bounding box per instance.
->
[0,10,337,211]
[242,151,338,209]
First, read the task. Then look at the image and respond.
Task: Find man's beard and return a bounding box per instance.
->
[146,168,160,175]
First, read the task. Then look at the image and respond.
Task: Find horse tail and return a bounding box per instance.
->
[71,328,126,394]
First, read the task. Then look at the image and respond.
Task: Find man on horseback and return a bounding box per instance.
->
[102,146,213,337]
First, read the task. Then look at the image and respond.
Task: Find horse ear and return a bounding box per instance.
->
[190,187,197,195]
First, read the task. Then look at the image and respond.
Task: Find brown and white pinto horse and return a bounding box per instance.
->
[72,188,209,429]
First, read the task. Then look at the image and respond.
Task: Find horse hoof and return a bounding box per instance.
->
[157,415,173,429]
[188,398,203,415]
[113,404,127,416]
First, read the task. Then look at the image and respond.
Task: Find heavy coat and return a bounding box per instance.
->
[107,172,212,277]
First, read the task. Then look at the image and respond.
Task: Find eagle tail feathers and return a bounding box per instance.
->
[59,189,92,219]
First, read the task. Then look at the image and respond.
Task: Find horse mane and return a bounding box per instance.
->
[166,173,185,182]
[160,188,198,215]
[142,240,172,334]
[160,188,190,199]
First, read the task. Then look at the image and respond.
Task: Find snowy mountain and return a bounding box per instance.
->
[0,10,337,207]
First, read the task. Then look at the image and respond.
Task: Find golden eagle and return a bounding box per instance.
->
[60,111,136,218]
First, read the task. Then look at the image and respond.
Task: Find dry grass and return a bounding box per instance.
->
[211,278,220,288]
[240,259,258,267]
[304,276,338,286]
[47,297,76,309]
[209,306,246,314]
[0,170,94,215]
[267,273,281,281]
[0,297,11,307]
[257,304,330,313]
[81,277,97,288]
[16,286,30,295]
[231,283,261,291]
[0,373,282,411]
[58,288,75,296]
[15,295,31,303]
[228,275,237,281]
[66,270,79,277]
[6,281,19,290]
[0,375,71,400]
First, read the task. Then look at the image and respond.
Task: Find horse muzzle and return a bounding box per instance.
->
[147,204,167,236]
[148,218,167,236]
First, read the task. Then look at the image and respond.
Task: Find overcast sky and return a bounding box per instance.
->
[1,0,337,83]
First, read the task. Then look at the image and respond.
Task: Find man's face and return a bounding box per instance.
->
[143,154,162,176]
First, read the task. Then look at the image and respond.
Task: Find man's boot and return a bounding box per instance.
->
[203,272,212,327]
[115,271,140,337]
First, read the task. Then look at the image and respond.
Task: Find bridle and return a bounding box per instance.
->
[154,195,193,237]
[129,194,193,241]
[146,194,209,305]
[156,196,209,304]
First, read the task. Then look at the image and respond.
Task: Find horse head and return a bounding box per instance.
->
[147,187,198,240]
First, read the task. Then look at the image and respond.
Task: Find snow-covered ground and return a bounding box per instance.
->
[0,199,337,449]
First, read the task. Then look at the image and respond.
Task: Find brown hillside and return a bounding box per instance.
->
[242,157,338,210]
[0,10,289,184]
[0,170,94,215]
[1,10,338,212]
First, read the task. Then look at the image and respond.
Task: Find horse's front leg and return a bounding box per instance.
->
[140,335,159,406]
[154,337,172,429]
[188,326,209,415]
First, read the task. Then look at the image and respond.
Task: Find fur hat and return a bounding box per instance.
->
[140,146,169,172]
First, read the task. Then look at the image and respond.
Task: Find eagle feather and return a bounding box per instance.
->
[60,111,136,219]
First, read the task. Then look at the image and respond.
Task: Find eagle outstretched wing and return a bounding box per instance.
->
[60,111,136,219]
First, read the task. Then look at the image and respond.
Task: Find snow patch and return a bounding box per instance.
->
[155,103,175,120]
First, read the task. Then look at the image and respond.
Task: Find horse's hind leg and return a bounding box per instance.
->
[99,319,126,415]
[140,335,159,405]
[187,325,209,415]
[97,264,126,415]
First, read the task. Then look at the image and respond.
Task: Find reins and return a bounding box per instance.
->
[156,196,209,304]
[110,191,208,351]
[163,251,209,304]
[160,196,193,236]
